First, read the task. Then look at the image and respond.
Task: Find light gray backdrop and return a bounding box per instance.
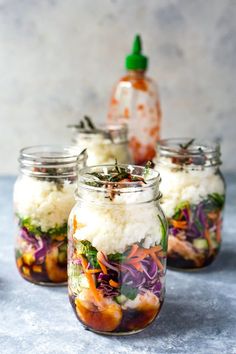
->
[0,0,235,173]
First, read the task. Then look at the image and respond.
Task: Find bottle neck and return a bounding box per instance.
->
[126,69,146,78]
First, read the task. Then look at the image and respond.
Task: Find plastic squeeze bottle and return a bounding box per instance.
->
[107,34,162,165]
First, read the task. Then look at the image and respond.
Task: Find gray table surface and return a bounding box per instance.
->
[0,175,235,354]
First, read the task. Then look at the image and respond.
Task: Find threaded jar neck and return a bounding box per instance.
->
[157,138,221,170]
[76,164,161,205]
[19,145,87,179]
[70,123,128,145]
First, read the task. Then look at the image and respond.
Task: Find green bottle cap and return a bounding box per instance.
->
[125,34,148,71]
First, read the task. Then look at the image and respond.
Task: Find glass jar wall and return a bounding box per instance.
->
[155,138,225,270]
[68,164,168,334]
[69,122,131,165]
[14,145,87,285]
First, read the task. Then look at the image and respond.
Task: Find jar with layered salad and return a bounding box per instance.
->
[155,138,225,270]
[14,145,87,285]
[69,116,131,165]
[68,163,168,335]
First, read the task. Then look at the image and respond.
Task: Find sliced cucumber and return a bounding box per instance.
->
[115,294,127,305]
[193,239,208,250]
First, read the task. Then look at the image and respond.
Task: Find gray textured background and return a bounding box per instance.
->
[0,0,235,173]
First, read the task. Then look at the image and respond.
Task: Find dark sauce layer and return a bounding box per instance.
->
[167,251,218,270]
[69,294,162,334]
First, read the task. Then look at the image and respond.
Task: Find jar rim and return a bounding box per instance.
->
[69,123,128,143]
[77,163,159,190]
[77,164,161,204]
[157,138,221,167]
[19,145,87,178]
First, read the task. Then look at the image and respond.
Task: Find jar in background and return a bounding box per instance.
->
[69,122,131,165]
[14,145,87,285]
[155,138,225,270]
[68,164,167,334]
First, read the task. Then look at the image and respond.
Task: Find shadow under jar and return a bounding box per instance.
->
[68,164,168,335]
[14,145,87,285]
[155,138,226,270]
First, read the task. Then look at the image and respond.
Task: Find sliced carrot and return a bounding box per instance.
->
[73,215,77,234]
[32,265,42,273]
[86,268,101,274]
[97,252,108,274]
[109,279,120,288]
[80,255,100,303]
[132,262,142,271]
[147,245,163,253]
[150,252,164,271]
[127,253,146,264]
[98,260,107,275]
[208,212,218,220]
[16,257,23,268]
[127,245,163,267]
[73,215,86,234]
[127,244,139,259]
[171,220,188,229]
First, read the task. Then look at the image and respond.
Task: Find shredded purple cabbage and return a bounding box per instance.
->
[97,256,163,298]
[170,202,208,241]
[97,270,120,297]
[19,227,47,261]
[120,257,162,297]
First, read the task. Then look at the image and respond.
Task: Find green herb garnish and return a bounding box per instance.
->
[76,240,99,268]
[15,249,22,259]
[179,139,195,150]
[68,115,96,131]
[144,160,154,179]
[86,164,146,186]
[84,115,96,129]
[207,193,225,209]
[18,216,67,238]
[108,252,126,263]
[158,214,168,252]
[120,285,138,300]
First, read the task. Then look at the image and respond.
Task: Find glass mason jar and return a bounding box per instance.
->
[14,145,87,285]
[155,138,226,270]
[69,123,131,165]
[68,164,168,335]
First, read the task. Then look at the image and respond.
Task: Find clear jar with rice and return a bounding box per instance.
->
[155,138,225,270]
[68,116,131,165]
[14,145,87,285]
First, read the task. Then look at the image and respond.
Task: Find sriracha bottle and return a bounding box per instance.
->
[108,34,162,165]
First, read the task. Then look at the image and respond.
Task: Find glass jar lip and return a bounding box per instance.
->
[157,138,221,167]
[69,123,128,143]
[19,145,87,178]
[20,145,85,163]
[77,164,161,192]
